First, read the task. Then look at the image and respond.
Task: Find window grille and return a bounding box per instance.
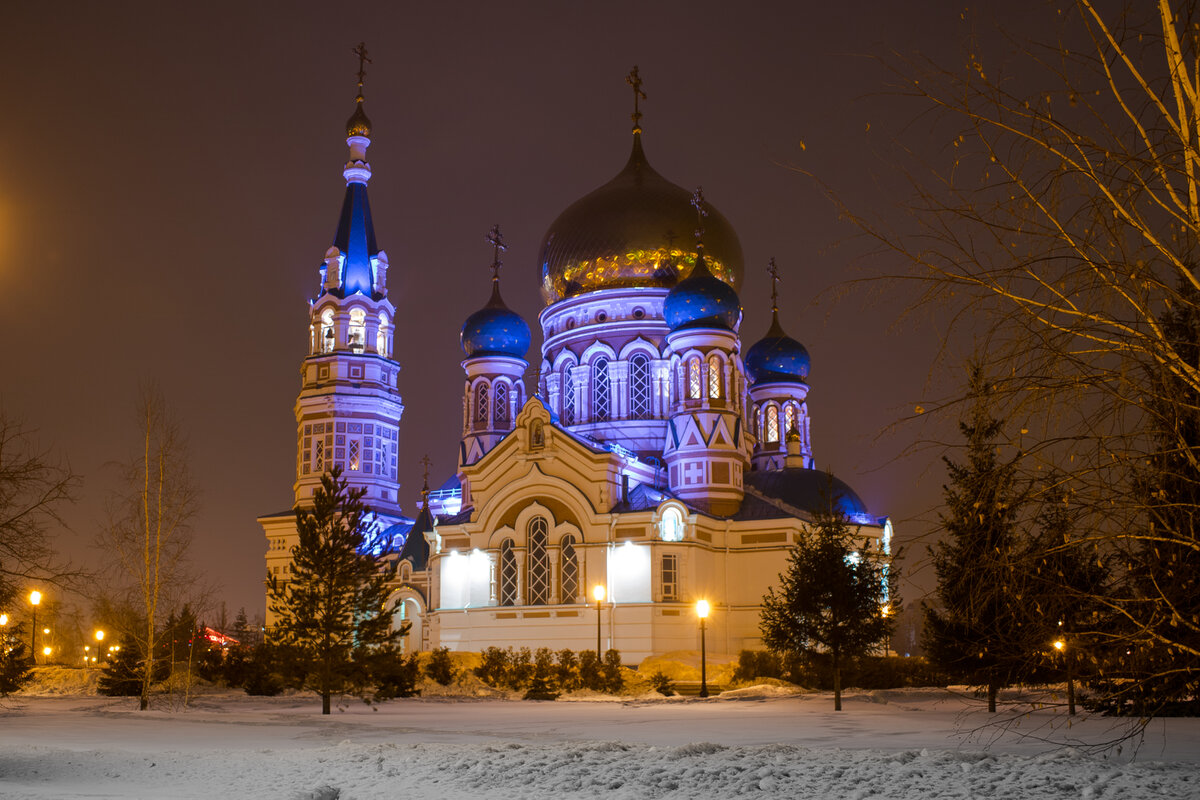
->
[560,534,579,603]
[766,405,780,443]
[593,358,610,421]
[661,554,679,601]
[348,440,360,471]
[527,517,550,605]
[495,382,509,427]
[563,367,576,425]
[688,357,702,399]
[630,354,651,419]
[784,404,796,437]
[500,539,518,606]
[475,382,490,426]
[708,354,722,399]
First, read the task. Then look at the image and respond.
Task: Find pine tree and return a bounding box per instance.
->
[760,489,896,711]
[267,467,407,714]
[0,626,32,697]
[924,369,1033,712]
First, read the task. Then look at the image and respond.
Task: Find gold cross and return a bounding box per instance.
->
[486,224,507,280]
[353,42,371,94]
[767,257,781,312]
[626,66,646,132]
[419,454,432,492]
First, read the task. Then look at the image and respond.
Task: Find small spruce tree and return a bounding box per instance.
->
[0,629,32,697]
[267,467,408,714]
[760,488,897,711]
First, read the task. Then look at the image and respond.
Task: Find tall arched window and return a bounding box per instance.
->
[688,357,702,399]
[348,309,366,354]
[560,534,579,604]
[376,312,389,357]
[563,366,576,425]
[494,382,509,427]
[527,517,550,605]
[784,404,796,437]
[707,354,722,399]
[475,382,490,428]
[592,357,610,422]
[629,353,651,420]
[765,404,780,444]
[320,309,335,353]
[499,539,518,606]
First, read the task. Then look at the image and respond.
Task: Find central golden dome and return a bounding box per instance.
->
[538,134,744,305]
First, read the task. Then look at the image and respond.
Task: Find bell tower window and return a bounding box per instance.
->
[377,312,390,357]
[348,309,366,354]
[320,310,335,354]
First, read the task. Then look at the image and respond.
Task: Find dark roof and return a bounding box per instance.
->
[438,507,474,526]
[744,468,873,523]
[609,483,670,513]
[397,505,433,570]
[332,181,378,296]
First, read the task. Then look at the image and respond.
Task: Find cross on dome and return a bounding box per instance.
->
[486,224,507,282]
[626,66,647,133]
[767,257,781,314]
[691,186,708,248]
[353,42,371,99]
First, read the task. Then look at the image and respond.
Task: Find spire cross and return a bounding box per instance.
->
[691,187,708,247]
[419,454,432,493]
[353,42,371,96]
[486,224,507,281]
[767,257,781,313]
[626,66,647,132]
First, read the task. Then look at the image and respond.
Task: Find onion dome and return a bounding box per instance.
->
[745,310,810,383]
[461,280,531,359]
[538,133,743,304]
[346,95,372,138]
[663,250,741,331]
[745,468,873,524]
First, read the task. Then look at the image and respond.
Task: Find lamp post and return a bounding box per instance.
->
[28,591,41,665]
[592,585,606,655]
[696,599,710,698]
[94,630,105,665]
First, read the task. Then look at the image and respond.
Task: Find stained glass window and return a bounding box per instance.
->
[708,354,722,399]
[688,357,702,399]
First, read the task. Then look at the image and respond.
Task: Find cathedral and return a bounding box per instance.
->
[260,63,892,662]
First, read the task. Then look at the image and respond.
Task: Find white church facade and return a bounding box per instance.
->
[260,64,892,662]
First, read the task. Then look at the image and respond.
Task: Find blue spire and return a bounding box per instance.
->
[333,183,378,295]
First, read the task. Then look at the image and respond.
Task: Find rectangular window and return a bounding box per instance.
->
[661,554,679,601]
[349,440,361,471]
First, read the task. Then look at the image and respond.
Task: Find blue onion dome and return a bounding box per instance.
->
[461,280,531,358]
[745,310,810,383]
[346,94,372,137]
[663,249,742,331]
[538,133,743,304]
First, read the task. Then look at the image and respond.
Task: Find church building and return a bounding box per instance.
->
[261,61,892,662]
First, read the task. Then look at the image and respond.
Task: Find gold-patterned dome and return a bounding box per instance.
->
[538,134,744,305]
[346,96,372,138]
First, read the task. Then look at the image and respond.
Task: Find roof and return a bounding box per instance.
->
[744,468,873,524]
[397,505,433,570]
[332,181,378,296]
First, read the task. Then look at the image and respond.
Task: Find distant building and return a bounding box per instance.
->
[260,67,892,661]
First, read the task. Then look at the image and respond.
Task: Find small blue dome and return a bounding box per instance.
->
[461,282,531,358]
[745,312,810,383]
[663,254,741,331]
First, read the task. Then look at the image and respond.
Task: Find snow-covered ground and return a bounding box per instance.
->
[1,687,1198,799]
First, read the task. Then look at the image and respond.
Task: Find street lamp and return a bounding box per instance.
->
[592,585,606,655]
[696,599,710,698]
[94,630,105,665]
[29,591,41,664]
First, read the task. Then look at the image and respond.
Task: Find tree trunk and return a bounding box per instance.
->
[833,650,842,711]
[322,690,331,715]
[987,676,998,713]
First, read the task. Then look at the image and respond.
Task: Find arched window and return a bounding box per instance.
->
[593,357,610,422]
[765,404,780,444]
[494,382,509,427]
[659,506,684,542]
[320,309,335,353]
[688,357,702,399]
[563,366,576,425]
[499,539,517,606]
[475,382,490,427]
[707,354,722,399]
[560,534,579,604]
[527,517,550,605]
[784,404,796,437]
[376,312,389,357]
[348,309,366,354]
[629,353,651,420]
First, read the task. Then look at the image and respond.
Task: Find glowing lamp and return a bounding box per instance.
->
[29,591,41,606]
[42,646,51,657]
[696,599,710,619]
[1053,640,1065,651]
[0,613,7,625]
[42,628,49,635]
[95,630,105,643]
[592,585,606,603]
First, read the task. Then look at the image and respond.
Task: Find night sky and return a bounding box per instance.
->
[2,1,1045,628]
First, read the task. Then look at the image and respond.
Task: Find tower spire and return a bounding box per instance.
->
[626,65,646,134]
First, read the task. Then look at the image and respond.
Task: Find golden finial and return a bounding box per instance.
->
[626,66,646,134]
[486,224,507,283]
[346,43,373,137]
[767,257,781,314]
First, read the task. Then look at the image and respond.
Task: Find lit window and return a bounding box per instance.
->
[349,440,360,471]
[348,309,366,354]
[563,367,576,425]
[320,310,335,353]
[495,382,509,427]
[475,382,490,427]
[659,506,684,542]
[688,357,701,399]
[661,554,679,601]
[765,405,780,444]
[629,354,651,420]
[527,517,550,605]
[707,354,722,399]
[593,358,610,422]
[560,534,578,603]
[784,404,796,437]
[499,539,517,606]
[377,313,389,357]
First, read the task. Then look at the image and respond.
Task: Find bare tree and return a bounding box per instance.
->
[0,413,79,609]
[97,388,199,710]
[839,1,1200,710]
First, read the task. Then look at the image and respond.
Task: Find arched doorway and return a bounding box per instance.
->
[390,592,424,653]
